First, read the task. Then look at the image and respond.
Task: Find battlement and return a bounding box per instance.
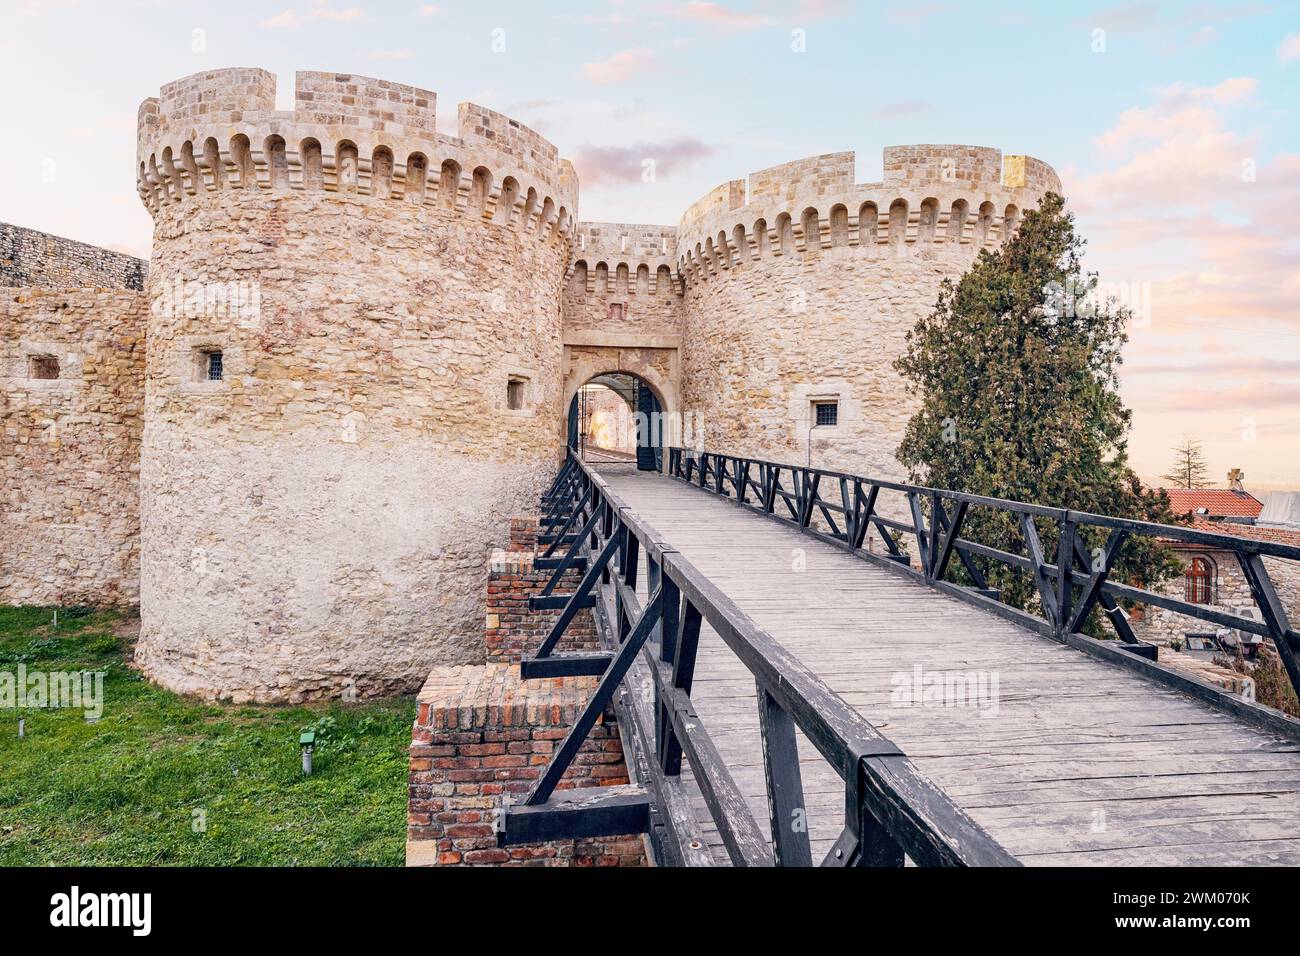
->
[136,69,578,244]
[568,222,680,296]
[674,145,1061,284]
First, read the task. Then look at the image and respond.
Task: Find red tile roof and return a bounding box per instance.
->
[1185,517,1300,547]
[1162,488,1263,518]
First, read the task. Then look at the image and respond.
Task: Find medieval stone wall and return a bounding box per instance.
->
[1,223,147,291]
[0,289,146,606]
[133,69,577,702]
[563,222,681,338]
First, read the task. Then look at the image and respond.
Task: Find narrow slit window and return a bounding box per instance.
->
[813,401,838,427]
[29,355,60,380]
[507,377,526,410]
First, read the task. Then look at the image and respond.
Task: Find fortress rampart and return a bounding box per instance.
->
[1,289,145,606]
[1,65,1061,703]
[2,222,147,291]
[674,146,1058,281]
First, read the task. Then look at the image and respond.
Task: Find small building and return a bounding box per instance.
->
[1136,472,1300,661]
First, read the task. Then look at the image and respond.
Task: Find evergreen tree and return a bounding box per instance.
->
[894,192,1179,623]
[1160,436,1211,489]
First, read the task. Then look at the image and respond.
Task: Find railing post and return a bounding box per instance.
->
[1237,552,1300,699]
[1054,519,1077,640]
[757,686,813,867]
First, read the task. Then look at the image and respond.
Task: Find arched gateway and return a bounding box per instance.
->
[567,371,664,472]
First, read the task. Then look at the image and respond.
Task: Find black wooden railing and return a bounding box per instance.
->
[666,446,1300,709]
[500,446,1018,866]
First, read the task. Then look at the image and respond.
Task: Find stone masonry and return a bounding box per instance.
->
[1,289,146,606]
[1,222,147,291]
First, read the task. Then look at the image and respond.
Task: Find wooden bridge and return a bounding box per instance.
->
[500,449,1300,867]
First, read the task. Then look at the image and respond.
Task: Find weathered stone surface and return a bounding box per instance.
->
[132,70,575,702]
[0,289,145,605]
[1,223,147,291]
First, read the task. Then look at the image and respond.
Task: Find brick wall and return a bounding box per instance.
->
[406,663,647,867]
[485,547,599,664]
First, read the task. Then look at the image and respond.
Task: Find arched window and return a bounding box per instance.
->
[1184,557,1214,605]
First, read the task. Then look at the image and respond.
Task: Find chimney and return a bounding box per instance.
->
[1228,468,1245,493]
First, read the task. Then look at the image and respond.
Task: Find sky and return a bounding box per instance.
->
[3,0,1298,491]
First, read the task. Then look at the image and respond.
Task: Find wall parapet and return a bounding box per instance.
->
[674,145,1061,285]
[136,68,578,246]
[568,221,682,297]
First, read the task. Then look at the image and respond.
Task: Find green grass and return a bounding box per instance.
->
[0,606,413,866]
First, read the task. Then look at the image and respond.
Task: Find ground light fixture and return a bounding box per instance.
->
[300,731,316,776]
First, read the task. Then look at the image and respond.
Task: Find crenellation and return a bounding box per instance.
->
[674,145,1057,283]
[136,69,578,247]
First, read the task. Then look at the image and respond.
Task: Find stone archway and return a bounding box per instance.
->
[567,369,666,471]
[560,341,680,471]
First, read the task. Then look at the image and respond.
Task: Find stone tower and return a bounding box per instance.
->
[672,146,1061,482]
[133,69,577,701]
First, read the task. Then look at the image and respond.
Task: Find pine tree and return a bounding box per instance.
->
[893,192,1179,623]
[1160,437,1210,489]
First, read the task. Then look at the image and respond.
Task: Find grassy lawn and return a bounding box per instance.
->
[0,606,413,866]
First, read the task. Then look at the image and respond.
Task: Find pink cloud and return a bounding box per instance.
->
[581,49,656,85]
[675,2,773,30]
[1280,32,1300,61]
[1070,76,1300,486]
[572,138,715,186]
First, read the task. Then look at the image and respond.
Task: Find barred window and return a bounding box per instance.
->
[813,401,838,427]
[195,348,223,382]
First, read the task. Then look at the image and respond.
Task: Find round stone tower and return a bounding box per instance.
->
[674,146,1060,482]
[134,69,577,701]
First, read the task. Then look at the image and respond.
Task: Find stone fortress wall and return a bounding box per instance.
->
[2,222,148,291]
[1,64,1061,702]
[2,221,148,609]
[1,290,146,606]
[561,222,684,424]
[132,69,577,702]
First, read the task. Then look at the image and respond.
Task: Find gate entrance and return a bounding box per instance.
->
[567,372,663,471]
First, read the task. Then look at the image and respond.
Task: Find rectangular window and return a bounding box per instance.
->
[195,349,223,382]
[813,401,838,427]
[608,302,626,322]
[29,355,60,380]
[507,377,526,410]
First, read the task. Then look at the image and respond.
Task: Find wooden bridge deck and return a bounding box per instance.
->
[597,464,1300,866]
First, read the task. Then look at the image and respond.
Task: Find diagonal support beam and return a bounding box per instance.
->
[528,531,621,660]
[526,587,665,806]
[1237,552,1300,699]
[1020,513,1059,627]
